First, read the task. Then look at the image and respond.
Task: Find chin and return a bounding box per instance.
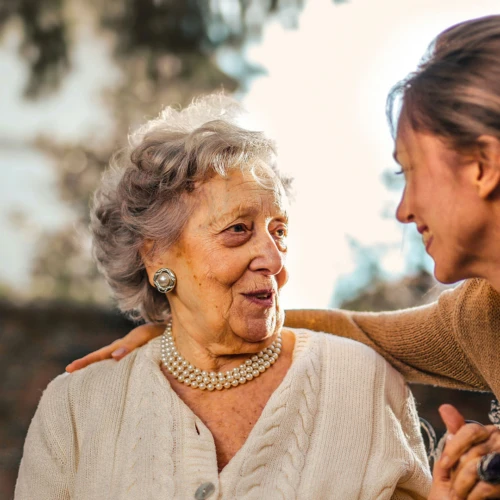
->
[238,314,282,344]
[433,263,464,285]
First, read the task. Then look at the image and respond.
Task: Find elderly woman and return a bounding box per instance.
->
[15,95,431,499]
[69,15,500,500]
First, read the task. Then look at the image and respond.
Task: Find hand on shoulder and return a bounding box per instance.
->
[65,323,164,372]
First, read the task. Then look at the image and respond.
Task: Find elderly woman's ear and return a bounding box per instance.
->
[140,240,156,286]
[141,241,178,295]
[141,240,166,286]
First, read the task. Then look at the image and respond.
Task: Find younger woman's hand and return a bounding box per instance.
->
[430,404,500,499]
[65,323,165,372]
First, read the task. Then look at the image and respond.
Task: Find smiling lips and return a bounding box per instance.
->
[417,225,433,251]
[243,289,275,307]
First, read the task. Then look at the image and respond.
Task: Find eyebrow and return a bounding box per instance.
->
[211,204,289,227]
[220,205,260,221]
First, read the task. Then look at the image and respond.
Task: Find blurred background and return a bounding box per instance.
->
[1,0,498,495]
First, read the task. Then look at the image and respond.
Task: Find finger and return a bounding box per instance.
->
[468,481,500,500]
[459,429,500,465]
[441,424,491,470]
[461,440,497,464]
[115,323,165,354]
[106,324,165,363]
[451,456,480,499]
[428,483,453,500]
[65,324,165,373]
[429,459,453,500]
[453,433,500,483]
[65,340,123,373]
[440,404,466,435]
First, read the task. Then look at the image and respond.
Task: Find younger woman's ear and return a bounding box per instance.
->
[475,135,500,199]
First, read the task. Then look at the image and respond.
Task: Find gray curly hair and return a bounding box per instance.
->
[90,94,292,323]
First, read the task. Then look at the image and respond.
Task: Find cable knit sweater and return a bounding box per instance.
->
[286,278,500,397]
[15,329,431,500]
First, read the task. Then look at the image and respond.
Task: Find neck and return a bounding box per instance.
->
[167,314,281,373]
[460,208,500,293]
[459,253,500,294]
[161,321,282,391]
[483,204,500,293]
[484,269,500,294]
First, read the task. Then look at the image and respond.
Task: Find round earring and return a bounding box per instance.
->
[153,268,177,293]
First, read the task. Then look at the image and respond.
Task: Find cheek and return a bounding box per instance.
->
[277,265,289,290]
[198,251,251,289]
[408,180,435,216]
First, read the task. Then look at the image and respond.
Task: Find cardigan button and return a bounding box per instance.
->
[194,482,215,499]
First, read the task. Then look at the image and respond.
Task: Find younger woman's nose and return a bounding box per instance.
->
[395,187,414,223]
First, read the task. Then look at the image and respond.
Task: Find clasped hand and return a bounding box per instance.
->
[430,404,500,500]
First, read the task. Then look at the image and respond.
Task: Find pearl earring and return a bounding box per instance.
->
[153,268,177,293]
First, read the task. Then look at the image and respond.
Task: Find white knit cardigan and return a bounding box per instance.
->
[15,329,431,499]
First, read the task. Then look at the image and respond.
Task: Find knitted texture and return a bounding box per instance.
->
[286,279,500,396]
[15,330,431,499]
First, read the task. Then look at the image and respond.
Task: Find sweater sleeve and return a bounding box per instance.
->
[359,356,432,500]
[390,386,432,500]
[285,279,492,390]
[15,374,75,500]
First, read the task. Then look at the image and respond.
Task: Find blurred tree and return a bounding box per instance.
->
[0,0,70,98]
[339,268,444,312]
[0,0,349,99]
[332,165,433,309]
[0,0,345,303]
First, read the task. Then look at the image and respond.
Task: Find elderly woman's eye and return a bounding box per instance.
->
[229,224,247,233]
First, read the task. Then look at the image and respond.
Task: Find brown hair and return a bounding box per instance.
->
[90,94,291,323]
[387,15,500,152]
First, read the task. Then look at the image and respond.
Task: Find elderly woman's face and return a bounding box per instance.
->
[152,167,289,346]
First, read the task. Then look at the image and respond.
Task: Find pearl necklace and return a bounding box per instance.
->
[160,321,282,391]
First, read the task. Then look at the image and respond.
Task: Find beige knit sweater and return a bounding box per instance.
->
[286,278,500,397]
[15,329,431,500]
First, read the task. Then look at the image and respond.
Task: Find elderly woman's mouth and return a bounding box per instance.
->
[242,290,275,306]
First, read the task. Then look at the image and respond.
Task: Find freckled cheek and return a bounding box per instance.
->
[193,262,247,290]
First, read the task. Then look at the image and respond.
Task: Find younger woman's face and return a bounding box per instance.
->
[394,123,489,284]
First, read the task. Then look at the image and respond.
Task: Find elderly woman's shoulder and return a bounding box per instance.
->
[72,349,140,383]
[38,346,144,416]
[295,327,383,360]
[292,327,406,387]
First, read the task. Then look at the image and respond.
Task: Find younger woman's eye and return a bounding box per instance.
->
[394,169,404,175]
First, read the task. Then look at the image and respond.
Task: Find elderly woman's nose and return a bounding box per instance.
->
[249,233,285,275]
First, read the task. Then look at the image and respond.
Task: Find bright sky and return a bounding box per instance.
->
[1,0,499,307]
[242,0,500,308]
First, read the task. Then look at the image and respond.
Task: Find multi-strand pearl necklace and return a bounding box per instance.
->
[160,321,282,391]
